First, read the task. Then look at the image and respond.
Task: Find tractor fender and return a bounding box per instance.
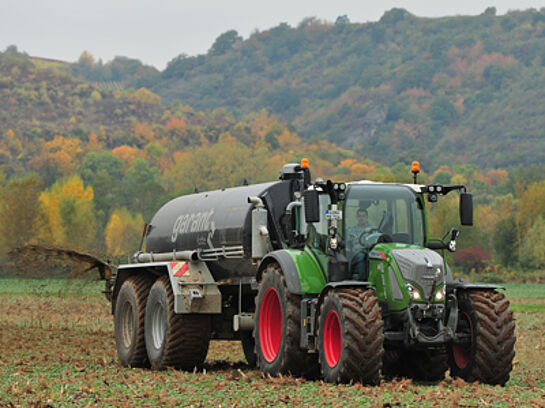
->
[257,250,302,295]
[446,282,504,295]
[317,281,375,307]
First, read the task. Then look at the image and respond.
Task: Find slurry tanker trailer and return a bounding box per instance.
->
[108,160,515,384]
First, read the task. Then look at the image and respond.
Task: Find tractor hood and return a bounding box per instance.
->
[389,248,445,299]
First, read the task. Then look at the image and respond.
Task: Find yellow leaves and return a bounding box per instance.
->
[78,50,95,65]
[486,169,508,186]
[338,159,376,181]
[165,117,187,135]
[518,181,545,238]
[1,128,23,157]
[105,208,144,257]
[87,132,102,151]
[350,163,377,180]
[90,90,102,103]
[112,145,144,167]
[0,176,42,258]
[132,123,155,145]
[276,129,300,150]
[39,175,96,249]
[165,141,278,192]
[33,136,83,175]
[130,88,161,105]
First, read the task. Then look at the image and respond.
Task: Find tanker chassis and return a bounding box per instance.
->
[108,161,515,384]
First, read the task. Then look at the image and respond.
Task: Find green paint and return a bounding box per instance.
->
[285,248,327,294]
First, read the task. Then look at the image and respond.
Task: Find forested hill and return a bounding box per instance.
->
[145,8,545,170]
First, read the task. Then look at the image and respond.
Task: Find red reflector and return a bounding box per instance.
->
[171,262,189,277]
[379,252,387,260]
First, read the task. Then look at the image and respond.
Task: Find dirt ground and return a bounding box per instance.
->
[0,290,544,407]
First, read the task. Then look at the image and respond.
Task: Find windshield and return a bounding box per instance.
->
[343,184,425,259]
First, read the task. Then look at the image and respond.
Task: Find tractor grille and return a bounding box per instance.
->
[390,249,444,299]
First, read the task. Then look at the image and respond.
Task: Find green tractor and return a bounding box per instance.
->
[252,161,515,384]
[110,160,515,385]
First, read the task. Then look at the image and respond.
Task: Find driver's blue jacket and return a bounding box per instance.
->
[347,222,376,254]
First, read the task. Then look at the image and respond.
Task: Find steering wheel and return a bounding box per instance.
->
[358,227,380,247]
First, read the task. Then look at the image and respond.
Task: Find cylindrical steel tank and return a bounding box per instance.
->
[144,179,297,280]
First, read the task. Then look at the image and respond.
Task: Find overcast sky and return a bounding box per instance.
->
[1,0,544,69]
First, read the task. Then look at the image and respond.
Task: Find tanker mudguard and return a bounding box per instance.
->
[115,261,221,314]
[258,250,302,294]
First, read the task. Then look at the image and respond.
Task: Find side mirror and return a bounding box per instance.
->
[460,193,473,226]
[303,190,320,223]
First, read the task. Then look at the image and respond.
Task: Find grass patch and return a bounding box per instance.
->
[0,278,104,297]
[502,283,545,299]
[511,303,545,313]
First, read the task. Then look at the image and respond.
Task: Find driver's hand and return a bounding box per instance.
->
[365,227,371,233]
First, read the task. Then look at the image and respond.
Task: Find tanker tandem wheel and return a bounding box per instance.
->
[144,275,211,370]
[114,274,155,368]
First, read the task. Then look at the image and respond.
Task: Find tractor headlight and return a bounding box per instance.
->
[434,286,446,301]
[405,283,422,300]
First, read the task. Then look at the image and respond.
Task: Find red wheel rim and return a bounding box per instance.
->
[453,312,474,369]
[324,310,342,367]
[259,288,282,363]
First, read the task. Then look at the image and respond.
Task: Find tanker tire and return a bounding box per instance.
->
[383,348,448,382]
[241,332,257,367]
[318,288,384,384]
[448,290,516,385]
[145,275,211,370]
[114,274,154,368]
[255,262,316,377]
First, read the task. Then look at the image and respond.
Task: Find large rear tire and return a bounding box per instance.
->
[318,288,384,384]
[448,290,515,385]
[145,275,211,370]
[255,262,315,376]
[114,274,154,367]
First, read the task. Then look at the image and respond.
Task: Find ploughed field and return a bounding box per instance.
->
[1,279,544,407]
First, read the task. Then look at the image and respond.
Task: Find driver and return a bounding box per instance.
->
[347,208,376,281]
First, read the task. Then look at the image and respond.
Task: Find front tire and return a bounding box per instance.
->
[254,262,313,376]
[448,290,516,385]
[318,288,384,384]
[114,275,154,367]
[145,275,211,370]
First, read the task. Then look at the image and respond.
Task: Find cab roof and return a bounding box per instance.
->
[348,179,425,193]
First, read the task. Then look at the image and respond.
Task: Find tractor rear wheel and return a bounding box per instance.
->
[114,274,154,368]
[318,288,384,384]
[145,275,211,370]
[448,290,515,385]
[255,262,316,376]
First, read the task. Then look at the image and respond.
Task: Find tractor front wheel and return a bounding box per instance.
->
[318,288,384,384]
[448,290,515,385]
